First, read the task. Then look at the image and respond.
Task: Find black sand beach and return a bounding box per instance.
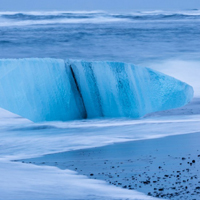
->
[20,131,200,199]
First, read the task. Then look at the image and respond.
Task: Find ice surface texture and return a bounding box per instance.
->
[0,59,85,122]
[0,59,193,122]
[69,60,193,118]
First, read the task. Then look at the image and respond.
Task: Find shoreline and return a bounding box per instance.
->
[20,131,200,199]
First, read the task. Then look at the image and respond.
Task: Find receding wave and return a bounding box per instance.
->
[10,125,58,131]
[0,10,200,27]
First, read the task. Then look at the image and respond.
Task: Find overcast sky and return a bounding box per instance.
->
[0,0,200,11]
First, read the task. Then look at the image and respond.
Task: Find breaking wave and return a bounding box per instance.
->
[0,10,200,26]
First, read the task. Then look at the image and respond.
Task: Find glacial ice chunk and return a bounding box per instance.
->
[69,60,194,118]
[0,59,193,122]
[0,59,86,122]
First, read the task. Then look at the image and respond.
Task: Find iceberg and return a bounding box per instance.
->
[0,58,193,122]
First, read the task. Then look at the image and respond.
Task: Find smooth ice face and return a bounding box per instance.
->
[69,60,194,118]
[0,59,85,122]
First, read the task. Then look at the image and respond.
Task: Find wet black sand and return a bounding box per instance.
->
[19,131,200,199]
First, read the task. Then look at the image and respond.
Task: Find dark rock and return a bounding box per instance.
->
[148,192,152,196]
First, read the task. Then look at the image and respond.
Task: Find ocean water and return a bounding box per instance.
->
[0,10,200,200]
[0,10,200,63]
